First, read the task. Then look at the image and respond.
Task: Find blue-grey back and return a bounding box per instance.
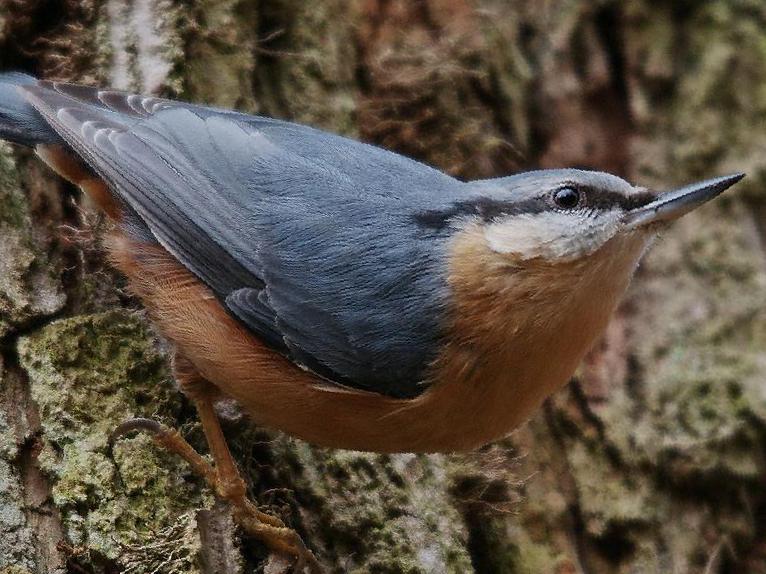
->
[19,79,468,397]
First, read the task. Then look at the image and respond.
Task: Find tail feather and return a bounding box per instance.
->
[0,72,60,147]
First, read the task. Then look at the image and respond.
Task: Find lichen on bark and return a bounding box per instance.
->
[17,311,210,569]
[270,443,472,573]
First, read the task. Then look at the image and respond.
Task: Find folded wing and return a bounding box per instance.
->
[22,81,461,398]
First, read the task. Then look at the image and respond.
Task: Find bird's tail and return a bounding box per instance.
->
[0,72,59,147]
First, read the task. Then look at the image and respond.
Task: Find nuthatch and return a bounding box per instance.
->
[0,72,745,569]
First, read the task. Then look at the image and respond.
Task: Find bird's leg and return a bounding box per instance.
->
[111,353,321,573]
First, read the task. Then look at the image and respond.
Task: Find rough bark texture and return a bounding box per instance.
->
[1,1,765,572]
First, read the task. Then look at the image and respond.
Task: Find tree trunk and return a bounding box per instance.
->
[1,1,765,572]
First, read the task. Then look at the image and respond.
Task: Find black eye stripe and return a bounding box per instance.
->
[413,186,657,230]
[581,186,656,211]
[414,197,547,230]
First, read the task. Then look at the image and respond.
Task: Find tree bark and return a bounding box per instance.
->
[1,1,765,572]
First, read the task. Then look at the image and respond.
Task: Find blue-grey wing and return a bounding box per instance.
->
[22,81,461,398]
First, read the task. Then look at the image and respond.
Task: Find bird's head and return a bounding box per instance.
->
[418,168,745,343]
[444,169,745,265]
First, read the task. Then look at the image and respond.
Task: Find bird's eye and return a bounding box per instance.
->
[552,187,581,210]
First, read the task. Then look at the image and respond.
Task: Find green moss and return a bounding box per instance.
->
[17,311,209,570]
[273,443,471,573]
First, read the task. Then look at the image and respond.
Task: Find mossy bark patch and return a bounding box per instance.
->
[272,442,472,573]
[17,311,210,570]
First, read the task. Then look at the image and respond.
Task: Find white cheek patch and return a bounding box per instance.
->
[484,211,619,261]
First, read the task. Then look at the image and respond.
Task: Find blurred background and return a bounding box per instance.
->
[0,1,765,573]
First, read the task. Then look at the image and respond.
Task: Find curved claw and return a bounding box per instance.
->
[109,417,171,448]
[109,416,218,485]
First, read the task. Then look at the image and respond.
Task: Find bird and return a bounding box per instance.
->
[0,71,745,571]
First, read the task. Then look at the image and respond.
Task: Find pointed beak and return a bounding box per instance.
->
[622,173,745,229]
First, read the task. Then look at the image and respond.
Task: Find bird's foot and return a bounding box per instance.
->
[110,418,321,574]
